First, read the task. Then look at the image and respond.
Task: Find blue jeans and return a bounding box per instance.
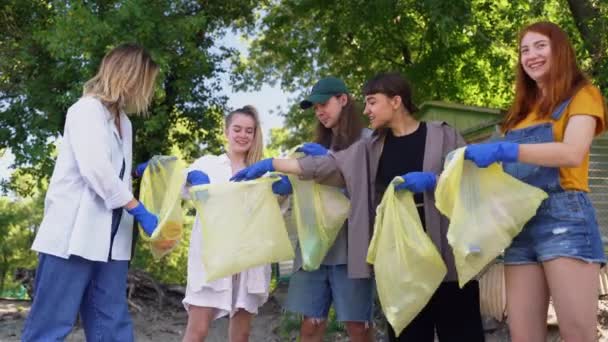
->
[21,253,133,342]
[285,265,374,322]
[504,191,606,265]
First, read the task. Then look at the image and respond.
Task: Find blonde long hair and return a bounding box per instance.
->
[83,43,159,116]
[225,105,264,165]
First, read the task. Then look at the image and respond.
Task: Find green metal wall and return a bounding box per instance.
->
[417,101,502,142]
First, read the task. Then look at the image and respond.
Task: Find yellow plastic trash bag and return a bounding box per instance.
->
[139,155,186,259]
[435,147,548,287]
[286,148,351,271]
[190,176,295,282]
[367,177,447,335]
[287,174,350,271]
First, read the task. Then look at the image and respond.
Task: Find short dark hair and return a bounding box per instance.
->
[362,72,418,114]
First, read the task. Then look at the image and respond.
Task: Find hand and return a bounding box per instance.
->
[272,175,293,195]
[464,142,519,168]
[296,142,328,156]
[127,202,158,236]
[395,172,437,193]
[230,158,275,181]
[187,170,210,186]
[134,161,149,178]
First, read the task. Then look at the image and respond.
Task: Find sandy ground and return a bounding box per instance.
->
[2,285,606,342]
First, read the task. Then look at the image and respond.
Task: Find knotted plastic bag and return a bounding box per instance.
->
[287,172,350,271]
[367,177,447,335]
[139,155,186,259]
[435,148,548,287]
[190,176,295,282]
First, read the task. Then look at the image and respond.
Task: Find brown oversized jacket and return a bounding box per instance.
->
[297,121,466,280]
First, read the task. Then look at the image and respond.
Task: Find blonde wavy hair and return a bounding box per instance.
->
[83,43,159,116]
[225,105,264,166]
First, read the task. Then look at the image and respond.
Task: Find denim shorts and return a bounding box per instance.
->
[285,265,374,322]
[504,191,606,265]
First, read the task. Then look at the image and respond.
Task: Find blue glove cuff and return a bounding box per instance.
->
[127,202,146,216]
[500,142,519,163]
[264,158,275,172]
[127,203,157,236]
[428,173,438,189]
[187,170,210,185]
[134,162,148,178]
[272,175,293,195]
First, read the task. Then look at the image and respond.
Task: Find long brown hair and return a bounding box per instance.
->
[502,22,588,131]
[225,105,264,166]
[314,94,364,151]
[84,43,159,116]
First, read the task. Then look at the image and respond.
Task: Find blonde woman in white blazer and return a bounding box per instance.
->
[22,44,159,342]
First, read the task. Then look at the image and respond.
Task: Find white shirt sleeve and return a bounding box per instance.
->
[66,98,133,210]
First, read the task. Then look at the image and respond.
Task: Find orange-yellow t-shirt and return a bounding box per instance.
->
[513,84,607,192]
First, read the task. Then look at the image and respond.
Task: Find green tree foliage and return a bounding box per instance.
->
[234,0,608,147]
[565,0,608,90]
[0,196,42,292]
[265,127,301,156]
[1,0,259,195]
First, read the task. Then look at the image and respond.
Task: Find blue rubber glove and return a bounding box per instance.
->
[230,158,275,181]
[272,175,293,195]
[134,161,148,178]
[127,202,158,236]
[296,143,328,156]
[395,172,437,193]
[464,142,519,168]
[187,170,210,186]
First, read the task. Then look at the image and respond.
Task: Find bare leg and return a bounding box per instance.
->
[183,305,215,342]
[544,258,600,342]
[300,317,327,342]
[345,321,373,342]
[505,264,550,342]
[229,309,254,342]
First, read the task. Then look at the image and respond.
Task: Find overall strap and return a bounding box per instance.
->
[551,98,573,121]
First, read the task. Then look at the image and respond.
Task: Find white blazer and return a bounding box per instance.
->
[32,97,135,261]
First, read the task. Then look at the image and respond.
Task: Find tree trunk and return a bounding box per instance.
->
[0,252,7,293]
[566,0,607,88]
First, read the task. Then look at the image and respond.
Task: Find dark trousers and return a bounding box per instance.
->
[387,280,485,342]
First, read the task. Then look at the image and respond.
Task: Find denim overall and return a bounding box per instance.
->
[22,160,134,342]
[501,99,606,264]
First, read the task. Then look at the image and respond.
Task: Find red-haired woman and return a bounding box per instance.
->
[465,21,607,341]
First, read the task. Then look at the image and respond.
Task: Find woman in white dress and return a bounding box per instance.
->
[181,105,272,342]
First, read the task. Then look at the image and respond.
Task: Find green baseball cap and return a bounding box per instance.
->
[300,77,349,109]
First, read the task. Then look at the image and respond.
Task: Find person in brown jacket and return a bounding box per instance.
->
[231,72,485,341]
